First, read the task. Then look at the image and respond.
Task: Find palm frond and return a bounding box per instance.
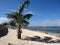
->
[9,20,16,27]
[6,12,18,20]
[19,0,30,14]
[6,14,16,18]
[23,20,29,25]
[22,20,29,27]
[23,14,33,20]
[0,22,8,26]
[23,0,30,7]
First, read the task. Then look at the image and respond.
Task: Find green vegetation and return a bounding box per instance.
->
[5,0,33,39]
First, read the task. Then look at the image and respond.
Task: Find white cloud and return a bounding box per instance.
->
[10,10,17,12]
[41,20,60,26]
[0,17,11,24]
[30,20,60,26]
[25,11,35,15]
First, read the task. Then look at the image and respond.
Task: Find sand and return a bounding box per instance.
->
[0,28,60,45]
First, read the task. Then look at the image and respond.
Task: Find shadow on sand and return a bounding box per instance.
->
[22,36,60,43]
[0,26,8,38]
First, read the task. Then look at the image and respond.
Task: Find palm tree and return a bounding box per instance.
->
[6,0,33,39]
[9,20,16,29]
[0,22,8,26]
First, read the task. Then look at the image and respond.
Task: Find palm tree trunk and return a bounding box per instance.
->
[17,24,22,39]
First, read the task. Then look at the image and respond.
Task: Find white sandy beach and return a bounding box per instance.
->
[0,28,60,45]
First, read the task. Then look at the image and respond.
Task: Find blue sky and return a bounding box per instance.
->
[0,0,60,26]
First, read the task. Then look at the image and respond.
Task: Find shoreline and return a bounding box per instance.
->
[26,29,60,38]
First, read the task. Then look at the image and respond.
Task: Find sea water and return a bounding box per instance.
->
[26,26,60,35]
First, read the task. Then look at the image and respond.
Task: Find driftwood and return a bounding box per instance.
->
[0,25,8,37]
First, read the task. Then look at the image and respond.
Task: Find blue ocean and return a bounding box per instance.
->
[26,26,60,35]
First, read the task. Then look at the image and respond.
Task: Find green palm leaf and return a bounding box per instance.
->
[23,20,29,24]
[6,13,16,19]
[23,14,33,20]
[19,0,30,15]
[0,22,8,26]
[6,12,18,20]
[23,20,29,27]
[9,20,16,27]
